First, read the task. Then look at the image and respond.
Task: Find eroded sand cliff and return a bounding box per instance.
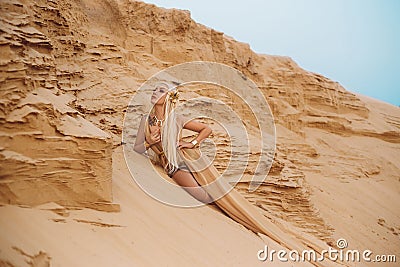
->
[0,0,399,266]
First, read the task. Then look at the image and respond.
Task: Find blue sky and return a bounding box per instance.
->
[146,0,400,106]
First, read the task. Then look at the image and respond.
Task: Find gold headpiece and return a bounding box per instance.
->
[168,90,179,104]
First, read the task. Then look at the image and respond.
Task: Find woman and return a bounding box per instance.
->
[133,82,333,263]
[134,82,214,203]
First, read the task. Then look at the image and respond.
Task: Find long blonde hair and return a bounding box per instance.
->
[150,82,180,171]
[162,85,180,171]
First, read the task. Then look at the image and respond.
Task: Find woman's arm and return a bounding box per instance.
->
[134,115,147,154]
[134,115,161,153]
[178,118,212,149]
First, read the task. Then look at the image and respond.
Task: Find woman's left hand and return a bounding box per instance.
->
[177,141,194,149]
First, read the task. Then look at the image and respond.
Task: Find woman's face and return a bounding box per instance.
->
[151,85,168,105]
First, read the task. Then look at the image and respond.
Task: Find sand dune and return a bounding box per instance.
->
[0,0,399,266]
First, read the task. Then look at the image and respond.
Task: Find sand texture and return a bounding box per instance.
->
[0,0,399,266]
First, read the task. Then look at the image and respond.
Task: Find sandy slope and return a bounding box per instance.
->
[1,147,313,267]
[304,95,400,258]
[0,0,399,266]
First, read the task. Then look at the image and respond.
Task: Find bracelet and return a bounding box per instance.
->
[190,139,198,147]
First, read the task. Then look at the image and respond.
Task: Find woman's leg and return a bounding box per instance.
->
[172,170,213,203]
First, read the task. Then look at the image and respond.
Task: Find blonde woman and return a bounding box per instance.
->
[134,82,213,203]
[132,82,334,260]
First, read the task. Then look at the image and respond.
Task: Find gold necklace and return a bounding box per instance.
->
[150,114,164,127]
[155,115,164,126]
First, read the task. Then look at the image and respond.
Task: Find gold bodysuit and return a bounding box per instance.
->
[143,114,189,178]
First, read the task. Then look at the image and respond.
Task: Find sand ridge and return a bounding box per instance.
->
[0,0,399,266]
